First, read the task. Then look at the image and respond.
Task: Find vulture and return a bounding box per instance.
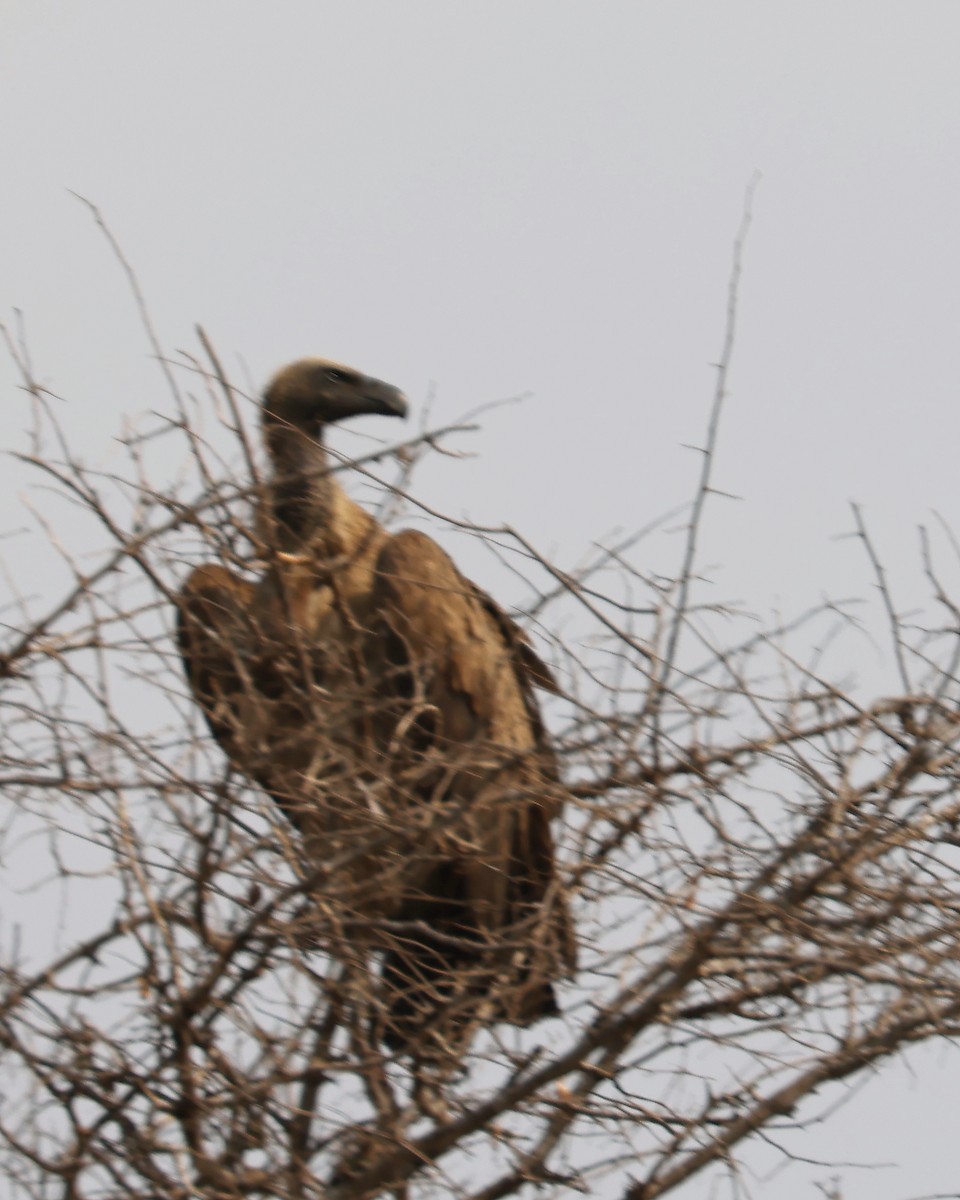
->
[177,358,575,1052]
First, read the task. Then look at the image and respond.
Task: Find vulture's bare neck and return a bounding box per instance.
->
[264,423,337,554]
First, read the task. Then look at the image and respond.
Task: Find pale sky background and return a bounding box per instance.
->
[3,3,960,1197]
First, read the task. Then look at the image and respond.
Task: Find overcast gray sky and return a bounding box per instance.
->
[4,4,960,1196]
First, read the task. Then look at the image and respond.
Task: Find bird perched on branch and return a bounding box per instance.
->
[177,358,575,1053]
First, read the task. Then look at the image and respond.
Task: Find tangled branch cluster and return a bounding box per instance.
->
[3,294,960,1195]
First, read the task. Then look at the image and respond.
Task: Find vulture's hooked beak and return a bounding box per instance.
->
[364,376,408,420]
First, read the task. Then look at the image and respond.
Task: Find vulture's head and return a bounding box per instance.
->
[262,359,408,438]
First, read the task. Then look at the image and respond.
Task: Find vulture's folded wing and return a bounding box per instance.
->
[177,564,260,765]
[370,529,575,1046]
[371,529,557,751]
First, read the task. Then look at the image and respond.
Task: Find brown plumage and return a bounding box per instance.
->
[177,358,575,1050]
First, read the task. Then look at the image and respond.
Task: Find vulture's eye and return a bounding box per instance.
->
[326,369,347,383]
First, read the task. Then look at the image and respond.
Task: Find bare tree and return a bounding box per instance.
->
[3,209,960,1200]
